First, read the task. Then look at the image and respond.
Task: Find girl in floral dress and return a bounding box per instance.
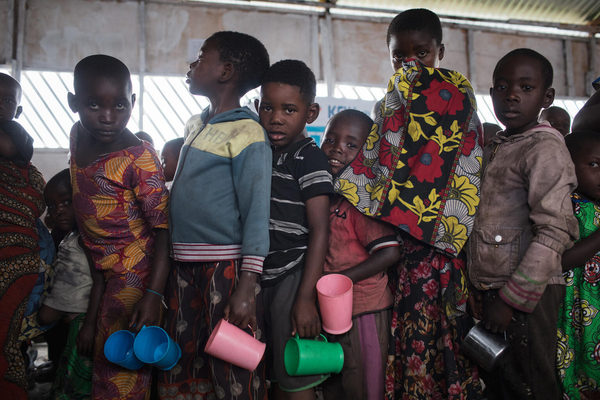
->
[557,131,600,399]
[336,9,483,399]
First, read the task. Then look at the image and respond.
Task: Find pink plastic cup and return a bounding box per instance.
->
[204,319,266,371]
[317,274,353,335]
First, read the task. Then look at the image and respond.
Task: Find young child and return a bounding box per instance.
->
[255,59,333,399]
[467,48,579,399]
[37,169,95,399]
[320,109,401,400]
[0,73,46,399]
[67,54,170,399]
[160,137,184,188]
[557,131,600,399]
[541,106,571,136]
[162,32,271,399]
[337,9,484,399]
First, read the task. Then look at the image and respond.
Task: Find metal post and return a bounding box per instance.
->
[564,39,575,97]
[467,29,477,93]
[138,0,146,131]
[320,11,336,97]
[586,35,597,97]
[12,0,25,81]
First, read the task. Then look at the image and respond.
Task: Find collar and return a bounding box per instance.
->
[492,121,563,145]
[274,136,315,166]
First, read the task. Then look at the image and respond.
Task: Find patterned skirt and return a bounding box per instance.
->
[385,236,482,400]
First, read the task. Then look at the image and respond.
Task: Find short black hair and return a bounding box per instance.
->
[163,137,184,152]
[493,48,554,90]
[261,60,317,105]
[387,8,443,46]
[73,54,132,95]
[0,73,22,102]
[565,131,600,159]
[45,168,71,195]
[209,31,270,95]
[329,109,373,137]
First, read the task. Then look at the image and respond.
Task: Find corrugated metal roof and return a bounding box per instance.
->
[333,0,600,27]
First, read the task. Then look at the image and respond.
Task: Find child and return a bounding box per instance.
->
[541,106,571,136]
[320,109,401,400]
[37,168,95,399]
[337,8,484,399]
[0,73,45,399]
[255,59,333,399]
[162,32,271,399]
[160,137,184,188]
[557,131,600,399]
[67,54,170,399]
[467,48,579,399]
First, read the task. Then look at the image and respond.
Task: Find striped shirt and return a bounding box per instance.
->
[262,137,334,286]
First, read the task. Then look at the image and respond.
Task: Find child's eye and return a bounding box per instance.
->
[522,85,533,91]
[348,143,357,149]
[418,51,428,57]
[260,106,271,112]
[322,138,333,144]
[47,204,55,210]
[495,85,506,91]
[116,103,126,110]
[393,55,402,61]
[590,162,599,168]
[4,99,14,104]
[88,103,99,110]
[63,200,72,206]
[285,108,296,114]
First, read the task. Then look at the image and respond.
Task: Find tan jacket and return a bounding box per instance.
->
[466,122,578,313]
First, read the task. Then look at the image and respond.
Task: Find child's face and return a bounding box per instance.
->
[186,38,225,96]
[572,146,600,203]
[69,76,134,144]
[44,181,75,232]
[0,83,22,122]
[490,55,554,137]
[161,145,179,182]
[256,82,319,154]
[321,115,369,176]
[388,30,445,72]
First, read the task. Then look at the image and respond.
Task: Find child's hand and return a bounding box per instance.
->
[129,292,161,332]
[467,285,484,320]
[291,297,321,338]
[482,295,514,333]
[224,272,257,331]
[77,321,95,357]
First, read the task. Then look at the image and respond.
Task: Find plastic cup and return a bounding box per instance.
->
[204,319,266,371]
[317,274,353,334]
[133,326,182,371]
[104,330,145,370]
[284,334,344,376]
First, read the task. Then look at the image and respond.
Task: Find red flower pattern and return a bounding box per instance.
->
[380,137,399,169]
[462,129,477,156]
[412,340,425,353]
[421,79,465,116]
[423,279,439,300]
[351,151,377,179]
[389,208,424,240]
[382,106,406,133]
[407,141,445,183]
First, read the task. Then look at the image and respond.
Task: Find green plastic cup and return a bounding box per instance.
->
[284,334,344,376]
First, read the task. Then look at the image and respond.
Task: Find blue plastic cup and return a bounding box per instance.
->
[133,326,181,370]
[104,330,145,370]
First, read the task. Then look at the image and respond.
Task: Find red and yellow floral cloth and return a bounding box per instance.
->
[336,59,482,256]
[69,124,169,277]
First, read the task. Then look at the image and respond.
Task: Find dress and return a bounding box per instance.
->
[557,193,600,399]
[69,123,169,400]
[335,58,483,399]
[0,157,45,399]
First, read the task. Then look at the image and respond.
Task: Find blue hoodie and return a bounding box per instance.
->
[169,107,271,274]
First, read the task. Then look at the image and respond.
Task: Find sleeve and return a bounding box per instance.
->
[297,146,334,202]
[232,139,273,274]
[499,137,579,313]
[131,144,169,230]
[352,204,399,253]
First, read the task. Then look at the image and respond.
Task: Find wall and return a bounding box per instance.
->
[2,0,599,96]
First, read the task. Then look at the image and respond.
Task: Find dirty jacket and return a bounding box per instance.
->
[466,122,578,313]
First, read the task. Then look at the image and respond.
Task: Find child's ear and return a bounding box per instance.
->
[67,92,78,113]
[219,62,235,83]
[438,44,445,62]
[306,103,320,124]
[543,87,555,109]
[254,98,260,113]
[131,93,136,109]
[14,105,22,119]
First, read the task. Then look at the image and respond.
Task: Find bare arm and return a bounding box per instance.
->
[562,230,600,272]
[291,195,330,337]
[77,237,105,357]
[129,228,170,332]
[340,246,401,284]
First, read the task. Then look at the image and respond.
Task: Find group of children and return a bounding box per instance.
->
[1,6,599,400]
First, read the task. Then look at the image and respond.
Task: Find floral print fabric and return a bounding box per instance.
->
[336,59,482,256]
[385,235,482,400]
[557,193,600,399]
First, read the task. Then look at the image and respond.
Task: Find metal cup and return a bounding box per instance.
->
[460,322,510,371]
